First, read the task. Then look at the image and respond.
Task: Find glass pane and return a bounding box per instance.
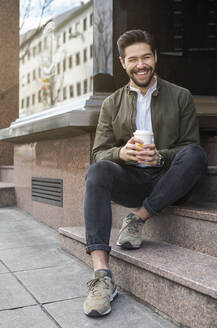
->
[19,0,93,117]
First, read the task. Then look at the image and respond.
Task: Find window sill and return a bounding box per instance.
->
[0,94,109,143]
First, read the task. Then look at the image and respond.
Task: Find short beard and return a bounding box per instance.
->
[130,70,155,88]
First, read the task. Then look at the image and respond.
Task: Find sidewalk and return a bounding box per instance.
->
[0,207,179,328]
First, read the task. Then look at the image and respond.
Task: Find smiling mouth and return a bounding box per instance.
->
[134,67,151,77]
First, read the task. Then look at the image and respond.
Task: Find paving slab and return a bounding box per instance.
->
[0,244,73,272]
[0,261,9,274]
[44,294,177,328]
[0,273,36,310]
[16,262,92,303]
[0,306,58,328]
[0,207,179,327]
[0,207,32,219]
[0,208,59,235]
[0,207,20,219]
[0,227,59,250]
[0,216,44,233]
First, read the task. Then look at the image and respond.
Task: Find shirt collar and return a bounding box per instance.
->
[126,74,161,96]
[129,77,157,96]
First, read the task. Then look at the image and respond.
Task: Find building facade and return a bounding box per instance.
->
[19,1,93,117]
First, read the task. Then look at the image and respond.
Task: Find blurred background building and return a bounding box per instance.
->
[19,1,93,117]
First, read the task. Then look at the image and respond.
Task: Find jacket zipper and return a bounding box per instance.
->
[130,94,137,134]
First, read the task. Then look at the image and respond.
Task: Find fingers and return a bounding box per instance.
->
[129,137,146,145]
[136,148,159,165]
[121,138,159,164]
[143,144,156,150]
[126,143,144,152]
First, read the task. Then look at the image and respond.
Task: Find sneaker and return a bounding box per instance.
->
[116,213,145,249]
[83,270,118,317]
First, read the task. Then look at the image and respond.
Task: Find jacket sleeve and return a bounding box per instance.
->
[91,96,124,164]
[159,91,200,168]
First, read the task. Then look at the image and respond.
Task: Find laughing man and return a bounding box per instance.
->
[83,29,207,317]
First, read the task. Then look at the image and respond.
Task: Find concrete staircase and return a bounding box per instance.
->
[59,137,217,328]
[0,166,16,206]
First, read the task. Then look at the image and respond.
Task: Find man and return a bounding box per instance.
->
[83,29,207,317]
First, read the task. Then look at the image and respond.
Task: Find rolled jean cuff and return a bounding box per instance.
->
[143,198,158,216]
[86,243,111,255]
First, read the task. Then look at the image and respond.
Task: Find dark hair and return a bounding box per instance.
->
[117,29,156,58]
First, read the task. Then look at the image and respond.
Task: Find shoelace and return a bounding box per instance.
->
[87,277,110,295]
[119,217,144,235]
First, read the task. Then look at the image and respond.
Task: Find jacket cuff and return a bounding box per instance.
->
[112,147,124,163]
[158,150,170,168]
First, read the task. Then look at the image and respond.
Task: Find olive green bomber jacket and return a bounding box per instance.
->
[92,76,200,168]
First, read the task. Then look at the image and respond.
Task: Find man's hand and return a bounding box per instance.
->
[119,137,160,166]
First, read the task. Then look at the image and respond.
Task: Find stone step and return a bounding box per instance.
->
[189,166,217,203]
[0,182,16,206]
[112,202,217,257]
[59,226,217,328]
[200,135,217,165]
[0,166,14,183]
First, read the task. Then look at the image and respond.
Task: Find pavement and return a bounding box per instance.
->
[0,207,179,328]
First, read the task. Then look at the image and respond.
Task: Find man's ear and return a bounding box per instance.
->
[154,51,157,64]
[119,56,126,70]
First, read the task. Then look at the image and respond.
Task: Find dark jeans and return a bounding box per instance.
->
[84,144,208,254]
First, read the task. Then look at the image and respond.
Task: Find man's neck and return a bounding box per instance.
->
[130,75,156,95]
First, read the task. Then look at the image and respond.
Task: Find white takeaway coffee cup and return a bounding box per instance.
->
[133,130,153,146]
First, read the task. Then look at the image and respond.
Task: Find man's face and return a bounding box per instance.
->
[120,42,157,89]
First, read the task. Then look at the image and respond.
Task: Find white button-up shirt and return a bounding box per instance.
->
[130,80,157,167]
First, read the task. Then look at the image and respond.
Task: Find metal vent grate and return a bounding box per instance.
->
[32,177,63,207]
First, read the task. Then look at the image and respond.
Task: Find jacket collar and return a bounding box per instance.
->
[126,74,161,96]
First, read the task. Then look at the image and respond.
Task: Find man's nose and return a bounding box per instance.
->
[137,58,145,67]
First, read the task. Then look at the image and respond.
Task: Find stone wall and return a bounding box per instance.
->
[14,134,92,230]
[0,0,19,165]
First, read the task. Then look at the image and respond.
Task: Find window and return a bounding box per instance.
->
[75,21,80,33]
[63,31,66,44]
[83,79,88,94]
[57,88,61,101]
[27,51,31,60]
[76,52,80,65]
[76,82,81,96]
[83,17,87,31]
[69,85,74,98]
[21,75,25,87]
[63,58,66,72]
[90,44,93,58]
[26,96,30,107]
[27,73,30,84]
[90,76,93,91]
[57,62,60,74]
[33,70,36,81]
[38,67,41,78]
[38,90,41,103]
[90,13,93,26]
[21,99,24,109]
[69,55,73,68]
[83,48,87,62]
[69,27,72,39]
[33,46,36,56]
[38,41,42,54]
[32,94,35,105]
[63,87,67,100]
[57,34,61,48]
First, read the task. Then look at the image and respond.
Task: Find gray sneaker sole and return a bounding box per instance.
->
[116,241,141,249]
[84,289,118,317]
